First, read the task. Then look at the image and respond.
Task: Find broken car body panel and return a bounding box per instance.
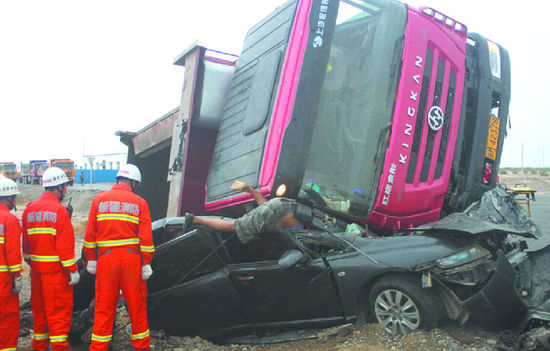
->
[411,188,542,239]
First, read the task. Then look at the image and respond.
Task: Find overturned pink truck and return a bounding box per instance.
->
[112,0,550,347]
[119,0,508,230]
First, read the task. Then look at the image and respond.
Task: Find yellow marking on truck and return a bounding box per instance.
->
[485,116,500,160]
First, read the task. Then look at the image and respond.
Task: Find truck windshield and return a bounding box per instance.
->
[33,162,49,171]
[299,0,406,218]
[2,164,16,171]
[54,162,74,169]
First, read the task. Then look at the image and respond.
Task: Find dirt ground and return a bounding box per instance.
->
[498,172,550,194]
[11,174,550,350]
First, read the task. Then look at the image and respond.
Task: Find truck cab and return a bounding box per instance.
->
[120,0,510,235]
[0,162,17,181]
[29,160,49,185]
[50,159,76,186]
[202,0,510,233]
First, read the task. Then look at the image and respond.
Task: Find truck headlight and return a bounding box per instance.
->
[435,245,491,268]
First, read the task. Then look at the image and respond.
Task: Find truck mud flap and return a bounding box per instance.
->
[464,250,527,330]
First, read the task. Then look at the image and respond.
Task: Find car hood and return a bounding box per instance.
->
[407,187,542,239]
[332,233,468,268]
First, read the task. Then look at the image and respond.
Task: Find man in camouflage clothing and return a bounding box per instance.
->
[192,180,303,243]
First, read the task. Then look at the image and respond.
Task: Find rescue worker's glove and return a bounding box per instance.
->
[87,260,97,275]
[12,276,22,295]
[141,264,153,280]
[68,271,80,286]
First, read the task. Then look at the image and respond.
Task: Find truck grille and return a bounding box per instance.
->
[406,48,456,184]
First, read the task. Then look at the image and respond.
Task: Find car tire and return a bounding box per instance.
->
[367,274,444,335]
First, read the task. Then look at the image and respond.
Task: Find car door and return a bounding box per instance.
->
[224,231,345,333]
[147,227,250,338]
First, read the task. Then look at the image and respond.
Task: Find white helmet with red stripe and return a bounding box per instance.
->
[116,164,142,183]
[42,167,70,188]
[0,177,20,196]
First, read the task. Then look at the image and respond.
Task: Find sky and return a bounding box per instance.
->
[1,0,548,168]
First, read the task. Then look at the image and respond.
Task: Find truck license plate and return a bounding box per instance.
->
[485,116,500,160]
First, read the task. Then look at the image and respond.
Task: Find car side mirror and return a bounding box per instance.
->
[278,250,306,269]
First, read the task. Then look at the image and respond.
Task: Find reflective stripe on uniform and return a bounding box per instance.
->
[91,333,112,342]
[49,334,67,343]
[0,237,4,244]
[96,238,140,247]
[61,258,76,267]
[8,263,22,272]
[0,347,17,350]
[33,332,49,340]
[0,265,8,272]
[83,240,97,248]
[140,245,155,253]
[27,227,57,236]
[97,213,139,224]
[28,254,60,262]
[130,329,150,340]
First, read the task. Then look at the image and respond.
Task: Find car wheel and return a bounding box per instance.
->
[368,274,444,335]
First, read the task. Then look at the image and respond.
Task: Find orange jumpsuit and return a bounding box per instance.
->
[22,192,78,351]
[0,203,22,351]
[84,184,154,351]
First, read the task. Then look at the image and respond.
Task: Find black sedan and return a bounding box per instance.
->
[73,189,545,341]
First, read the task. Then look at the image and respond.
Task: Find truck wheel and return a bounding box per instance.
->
[367,274,444,335]
[70,180,74,186]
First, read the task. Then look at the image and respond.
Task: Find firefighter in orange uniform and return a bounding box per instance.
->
[0,177,23,351]
[22,167,80,351]
[84,164,154,351]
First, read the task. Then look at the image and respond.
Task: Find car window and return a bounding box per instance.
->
[294,232,352,257]
[152,222,185,247]
[149,228,226,292]
[220,231,296,264]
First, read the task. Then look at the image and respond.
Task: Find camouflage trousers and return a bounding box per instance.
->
[234,198,297,243]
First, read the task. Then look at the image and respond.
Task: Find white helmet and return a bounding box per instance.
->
[42,167,70,188]
[0,177,20,196]
[116,164,142,183]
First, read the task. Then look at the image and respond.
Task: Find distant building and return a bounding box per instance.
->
[76,153,127,170]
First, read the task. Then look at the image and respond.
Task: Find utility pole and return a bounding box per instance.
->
[521,143,524,174]
[87,157,95,184]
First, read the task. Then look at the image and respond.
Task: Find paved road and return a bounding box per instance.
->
[524,194,550,251]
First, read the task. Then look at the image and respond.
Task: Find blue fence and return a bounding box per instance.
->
[76,169,118,184]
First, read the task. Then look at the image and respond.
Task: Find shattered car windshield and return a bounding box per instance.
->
[294,232,354,257]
